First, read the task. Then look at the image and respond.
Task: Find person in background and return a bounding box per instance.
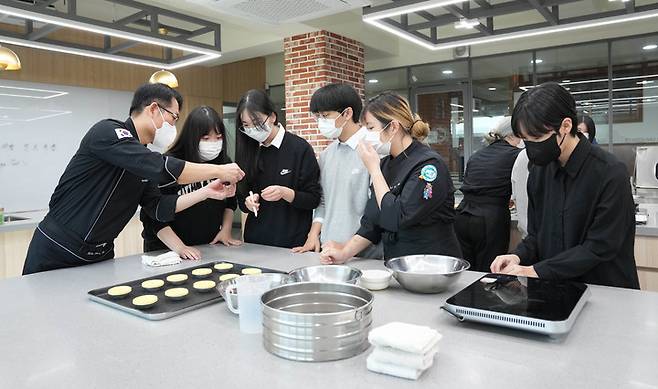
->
[454,117,522,272]
[292,83,381,259]
[320,92,462,264]
[577,115,597,144]
[235,89,321,249]
[141,106,242,259]
[23,83,245,275]
[511,141,530,239]
[491,82,639,289]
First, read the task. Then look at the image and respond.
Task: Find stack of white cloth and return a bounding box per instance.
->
[141,251,182,267]
[366,322,442,380]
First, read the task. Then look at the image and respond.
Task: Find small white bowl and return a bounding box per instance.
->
[359,269,392,291]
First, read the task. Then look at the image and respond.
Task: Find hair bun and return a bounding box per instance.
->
[410,115,430,140]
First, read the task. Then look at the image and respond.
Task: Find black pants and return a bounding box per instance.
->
[455,204,510,272]
[23,227,112,275]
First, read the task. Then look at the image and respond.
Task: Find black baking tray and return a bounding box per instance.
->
[88,260,285,321]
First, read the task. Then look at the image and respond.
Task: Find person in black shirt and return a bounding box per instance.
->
[23,84,245,275]
[577,115,598,144]
[455,117,522,271]
[320,92,462,263]
[235,89,321,249]
[141,106,241,259]
[491,82,639,289]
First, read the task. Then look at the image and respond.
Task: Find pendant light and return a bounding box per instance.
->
[149,69,179,88]
[0,45,21,71]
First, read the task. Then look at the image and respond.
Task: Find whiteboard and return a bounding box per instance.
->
[0,79,132,212]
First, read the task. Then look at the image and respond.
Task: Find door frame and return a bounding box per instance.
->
[411,83,473,174]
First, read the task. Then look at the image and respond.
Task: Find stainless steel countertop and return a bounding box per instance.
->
[0,209,46,233]
[1,244,657,388]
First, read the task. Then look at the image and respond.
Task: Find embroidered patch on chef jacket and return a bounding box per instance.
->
[423,183,433,200]
[419,165,437,182]
[115,128,133,139]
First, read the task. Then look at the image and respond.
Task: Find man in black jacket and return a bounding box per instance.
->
[23,83,244,275]
[491,82,640,289]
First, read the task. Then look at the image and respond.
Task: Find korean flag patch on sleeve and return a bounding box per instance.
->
[115,128,133,139]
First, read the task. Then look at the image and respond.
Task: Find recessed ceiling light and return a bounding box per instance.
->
[643,44,658,50]
[488,87,497,91]
[369,79,379,84]
[562,79,571,83]
[531,59,544,64]
[454,18,480,29]
[442,70,454,75]
[565,87,571,91]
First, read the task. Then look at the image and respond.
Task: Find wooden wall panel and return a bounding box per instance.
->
[222,57,266,103]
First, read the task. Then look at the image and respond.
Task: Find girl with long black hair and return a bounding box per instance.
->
[141,106,241,259]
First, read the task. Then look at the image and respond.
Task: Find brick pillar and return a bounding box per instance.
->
[284,31,365,154]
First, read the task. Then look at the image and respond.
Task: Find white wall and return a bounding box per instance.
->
[0,80,131,212]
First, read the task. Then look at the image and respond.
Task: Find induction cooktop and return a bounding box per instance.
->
[442,274,590,336]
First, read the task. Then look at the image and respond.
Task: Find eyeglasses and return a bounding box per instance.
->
[311,108,348,121]
[157,104,180,122]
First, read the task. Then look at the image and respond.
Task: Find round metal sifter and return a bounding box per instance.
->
[261,282,374,362]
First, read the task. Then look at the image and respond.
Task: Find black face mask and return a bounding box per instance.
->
[525,132,565,166]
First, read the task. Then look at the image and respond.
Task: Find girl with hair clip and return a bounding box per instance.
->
[320,92,462,263]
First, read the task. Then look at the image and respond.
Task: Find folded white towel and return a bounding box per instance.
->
[368,322,443,355]
[141,251,181,267]
[366,354,425,380]
[369,343,440,370]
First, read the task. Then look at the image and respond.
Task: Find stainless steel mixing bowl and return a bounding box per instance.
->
[288,265,362,284]
[385,255,470,293]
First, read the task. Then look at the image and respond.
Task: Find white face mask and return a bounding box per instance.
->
[198,140,223,162]
[517,139,525,149]
[582,132,590,139]
[151,108,177,150]
[317,109,347,139]
[364,122,393,158]
[242,122,272,143]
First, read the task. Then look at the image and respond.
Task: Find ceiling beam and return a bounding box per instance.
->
[527,0,558,25]
[25,23,60,40]
[473,0,492,9]
[406,0,580,30]
[114,10,148,25]
[36,0,60,7]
